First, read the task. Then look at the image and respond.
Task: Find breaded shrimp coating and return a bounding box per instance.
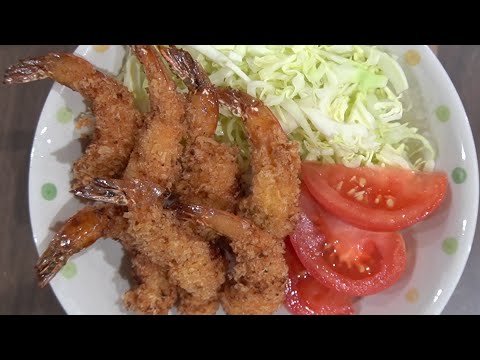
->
[75,178,226,313]
[122,46,226,314]
[4,53,142,188]
[123,250,176,315]
[218,88,301,240]
[217,87,302,314]
[176,203,288,315]
[176,136,239,212]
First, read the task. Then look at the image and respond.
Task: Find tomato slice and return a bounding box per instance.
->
[284,239,355,315]
[289,185,407,297]
[301,162,448,232]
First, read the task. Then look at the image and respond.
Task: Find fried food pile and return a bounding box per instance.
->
[4,46,301,315]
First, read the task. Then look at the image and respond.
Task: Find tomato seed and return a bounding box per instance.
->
[336,181,344,191]
[354,191,365,201]
[347,187,358,196]
[386,198,395,208]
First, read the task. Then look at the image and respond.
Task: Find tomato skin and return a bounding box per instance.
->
[284,240,355,315]
[289,186,407,297]
[301,162,448,232]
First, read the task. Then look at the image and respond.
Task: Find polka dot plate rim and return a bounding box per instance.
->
[28,45,478,315]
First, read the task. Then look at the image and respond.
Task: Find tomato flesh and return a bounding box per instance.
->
[301,162,448,232]
[321,234,382,280]
[284,239,355,315]
[289,185,407,297]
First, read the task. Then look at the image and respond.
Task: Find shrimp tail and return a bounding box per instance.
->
[171,203,205,223]
[217,87,259,118]
[35,205,113,288]
[129,45,174,88]
[159,46,211,91]
[173,203,253,241]
[72,178,129,206]
[3,57,52,84]
[73,178,181,209]
[5,53,142,188]
[36,245,70,288]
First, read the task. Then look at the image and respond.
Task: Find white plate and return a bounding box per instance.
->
[28,45,478,315]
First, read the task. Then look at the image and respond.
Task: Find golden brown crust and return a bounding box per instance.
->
[125,208,226,312]
[19,50,303,316]
[217,87,302,314]
[72,80,142,188]
[175,204,289,315]
[4,53,143,189]
[219,218,288,315]
[120,46,187,314]
[123,252,176,315]
[176,137,240,212]
[176,288,220,315]
[124,118,184,189]
[160,50,241,314]
[239,139,301,239]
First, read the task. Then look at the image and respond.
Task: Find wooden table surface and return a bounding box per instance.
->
[0,45,478,315]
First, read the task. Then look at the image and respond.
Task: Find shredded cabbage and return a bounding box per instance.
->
[118,50,150,113]
[119,45,435,171]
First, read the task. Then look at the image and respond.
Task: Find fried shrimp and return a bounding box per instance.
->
[121,46,226,314]
[35,202,176,314]
[74,178,226,315]
[8,49,175,314]
[35,204,122,288]
[123,46,186,187]
[122,249,177,315]
[117,45,186,314]
[160,46,240,313]
[23,46,183,314]
[213,87,301,314]
[11,47,303,316]
[4,53,142,188]
[28,46,226,315]
[218,88,301,239]
[176,203,288,315]
[74,177,288,315]
[160,46,240,214]
[159,46,218,140]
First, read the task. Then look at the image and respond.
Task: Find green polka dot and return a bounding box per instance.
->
[57,107,73,124]
[60,262,77,279]
[452,167,467,184]
[41,183,57,201]
[442,237,458,255]
[436,105,450,122]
